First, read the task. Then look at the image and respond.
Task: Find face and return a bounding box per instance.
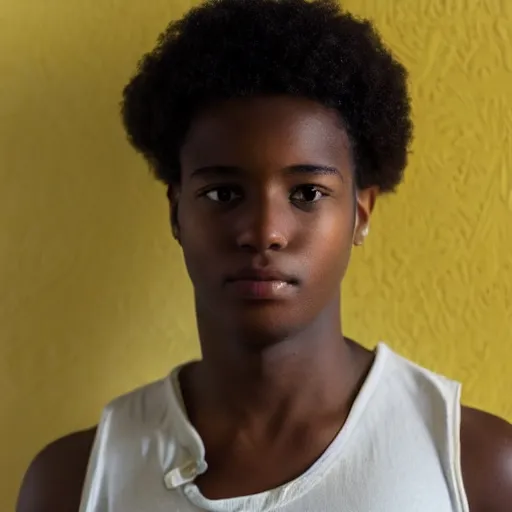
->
[173,96,376,345]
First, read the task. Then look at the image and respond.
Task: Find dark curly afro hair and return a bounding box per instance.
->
[122,0,413,192]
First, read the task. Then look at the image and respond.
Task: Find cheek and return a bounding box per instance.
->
[302,209,354,287]
[177,207,216,286]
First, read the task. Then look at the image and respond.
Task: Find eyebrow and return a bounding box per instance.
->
[190,164,342,180]
[285,164,341,178]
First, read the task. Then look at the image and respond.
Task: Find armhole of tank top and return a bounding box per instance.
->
[78,407,110,512]
[451,383,471,512]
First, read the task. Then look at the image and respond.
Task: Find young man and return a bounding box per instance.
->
[18,1,512,511]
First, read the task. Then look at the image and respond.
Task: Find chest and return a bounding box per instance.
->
[193,425,342,500]
[101,435,457,512]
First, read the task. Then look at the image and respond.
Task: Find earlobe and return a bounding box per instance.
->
[353,186,378,247]
[171,204,181,244]
[167,185,181,244]
[171,218,181,244]
[353,223,369,247]
[354,225,369,246]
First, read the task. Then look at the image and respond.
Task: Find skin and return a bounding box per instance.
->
[17,97,512,511]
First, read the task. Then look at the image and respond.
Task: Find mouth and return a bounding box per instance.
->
[225,268,299,300]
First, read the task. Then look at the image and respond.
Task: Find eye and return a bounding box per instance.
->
[290,185,326,204]
[204,186,242,204]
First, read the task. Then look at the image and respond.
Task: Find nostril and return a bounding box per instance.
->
[236,227,289,252]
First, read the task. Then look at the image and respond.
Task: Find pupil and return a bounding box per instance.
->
[218,189,231,202]
[303,186,316,201]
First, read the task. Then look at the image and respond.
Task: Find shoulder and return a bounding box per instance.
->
[16,427,97,512]
[460,406,512,512]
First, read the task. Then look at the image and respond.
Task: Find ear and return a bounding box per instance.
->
[167,185,181,244]
[353,186,378,246]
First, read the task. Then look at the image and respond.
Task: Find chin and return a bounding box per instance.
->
[227,304,312,348]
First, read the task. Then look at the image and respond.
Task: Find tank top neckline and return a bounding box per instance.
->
[162,342,390,512]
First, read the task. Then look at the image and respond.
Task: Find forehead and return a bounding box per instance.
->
[180,96,353,175]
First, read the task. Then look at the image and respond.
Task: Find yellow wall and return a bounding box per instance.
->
[1,0,511,508]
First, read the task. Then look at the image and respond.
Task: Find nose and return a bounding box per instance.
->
[235,194,290,252]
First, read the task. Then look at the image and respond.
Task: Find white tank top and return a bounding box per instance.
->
[79,343,470,511]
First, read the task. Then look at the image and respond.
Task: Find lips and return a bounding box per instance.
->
[225,267,299,300]
[226,267,298,284]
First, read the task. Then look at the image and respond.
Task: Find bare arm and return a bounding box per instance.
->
[16,428,96,512]
[461,407,512,512]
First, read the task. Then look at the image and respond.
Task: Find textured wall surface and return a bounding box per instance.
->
[1,0,511,509]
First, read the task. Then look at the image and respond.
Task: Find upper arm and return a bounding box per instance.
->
[460,407,512,512]
[16,428,97,512]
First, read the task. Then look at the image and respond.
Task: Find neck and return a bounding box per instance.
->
[190,298,361,426]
